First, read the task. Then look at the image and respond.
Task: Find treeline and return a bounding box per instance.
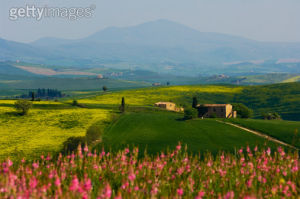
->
[19,88,64,99]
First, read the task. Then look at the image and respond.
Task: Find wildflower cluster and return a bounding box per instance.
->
[0,144,299,198]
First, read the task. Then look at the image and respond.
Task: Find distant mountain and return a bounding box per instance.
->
[2,19,300,75]
[0,62,40,77]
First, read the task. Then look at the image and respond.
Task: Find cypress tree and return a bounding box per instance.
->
[31,92,35,101]
[120,97,125,113]
[192,97,198,109]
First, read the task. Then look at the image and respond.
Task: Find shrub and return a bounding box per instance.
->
[86,125,103,144]
[72,100,78,106]
[14,100,32,115]
[184,108,198,120]
[61,136,85,154]
[232,103,253,118]
[210,113,217,118]
[262,112,281,120]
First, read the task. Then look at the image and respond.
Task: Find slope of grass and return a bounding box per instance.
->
[0,100,110,159]
[226,119,300,149]
[78,82,300,120]
[77,85,242,107]
[97,111,277,155]
[282,75,300,83]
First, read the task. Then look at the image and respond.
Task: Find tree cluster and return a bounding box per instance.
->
[261,112,281,120]
[20,88,63,100]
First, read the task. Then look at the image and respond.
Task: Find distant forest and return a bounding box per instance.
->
[19,89,64,99]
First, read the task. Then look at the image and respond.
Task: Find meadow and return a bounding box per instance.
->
[97,111,278,155]
[0,82,299,160]
[0,144,298,198]
[226,119,300,149]
[0,100,110,159]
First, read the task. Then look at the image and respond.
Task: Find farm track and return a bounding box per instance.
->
[217,120,299,150]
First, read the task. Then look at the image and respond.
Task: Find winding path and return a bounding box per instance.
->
[216,120,299,150]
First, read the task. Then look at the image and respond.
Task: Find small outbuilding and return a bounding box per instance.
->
[154,102,184,112]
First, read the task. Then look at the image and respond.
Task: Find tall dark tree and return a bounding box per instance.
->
[192,97,198,109]
[31,92,35,101]
[166,82,170,86]
[120,97,125,113]
[102,86,108,92]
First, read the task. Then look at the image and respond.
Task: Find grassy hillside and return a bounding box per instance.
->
[238,73,300,84]
[77,85,242,107]
[0,82,299,159]
[78,82,300,120]
[0,100,110,159]
[282,75,300,83]
[97,111,277,155]
[226,119,300,149]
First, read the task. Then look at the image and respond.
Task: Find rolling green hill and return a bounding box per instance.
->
[96,111,277,155]
[80,82,300,121]
[225,119,300,149]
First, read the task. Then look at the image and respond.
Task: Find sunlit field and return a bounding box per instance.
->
[0,100,109,159]
[76,85,243,106]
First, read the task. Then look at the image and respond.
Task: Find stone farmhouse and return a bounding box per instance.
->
[154,102,184,112]
[198,104,236,118]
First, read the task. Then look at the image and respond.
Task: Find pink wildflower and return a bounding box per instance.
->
[69,175,79,191]
[84,144,89,152]
[177,188,184,196]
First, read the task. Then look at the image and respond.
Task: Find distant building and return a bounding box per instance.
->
[152,82,161,86]
[198,104,236,118]
[154,102,184,112]
[96,74,103,79]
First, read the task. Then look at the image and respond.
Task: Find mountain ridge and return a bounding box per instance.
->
[1,19,300,75]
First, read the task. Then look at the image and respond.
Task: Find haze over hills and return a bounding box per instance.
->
[1,19,300,76]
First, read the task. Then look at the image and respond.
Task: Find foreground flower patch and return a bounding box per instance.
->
[0,144,299,198]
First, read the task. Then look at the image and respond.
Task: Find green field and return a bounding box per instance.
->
[79,82,300,120]
[226,119,300,149]
[97,111,277,155]
[0,82,299,159]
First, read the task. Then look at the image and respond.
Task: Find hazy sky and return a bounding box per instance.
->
[1,0,300,43]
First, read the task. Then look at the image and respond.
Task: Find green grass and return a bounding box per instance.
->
[80,82,300,121]
[225,119,300,149]
[0,82,299,159]
[97,111,277,155]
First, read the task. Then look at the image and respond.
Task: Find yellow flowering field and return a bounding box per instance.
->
[76,85,243,106]
[0,101,110,159]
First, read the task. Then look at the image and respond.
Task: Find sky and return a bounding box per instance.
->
[1,0,300,43]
